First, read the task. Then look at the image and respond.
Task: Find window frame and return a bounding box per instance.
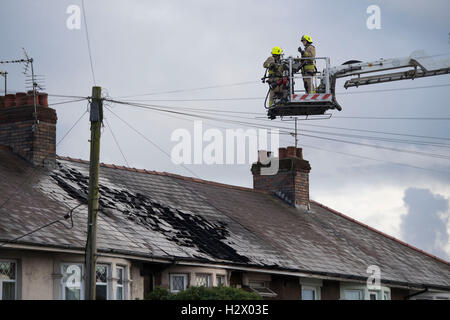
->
[344,289,364,300]
[195,273,212,288]
[369,290,379,300]
[61,263,84,300]
[340,282,391,300]
[0,260,17,300]
[95,264,110,300]
[116,265,126,300]
[170,273,188,293]
[248,280,277,298]
[301,286,318,300]
[215,274,226,287]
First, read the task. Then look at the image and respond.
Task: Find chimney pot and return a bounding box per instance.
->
[5,94,16,107]
[15,92,27,107]
[278,147,287,159]
[38,93,48,107]
[26,92,39,106]
[0,96,4,108]
[296,148,303,159]
[286,146,296,157]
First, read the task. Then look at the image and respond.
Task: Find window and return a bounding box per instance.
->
[62,264,83,300]
[300,279,322,300]
[0,261,16,300]
[96,264,109,300]
[196,274,212,287]
[383,291,390,300]
[344,289,363,300]
[170,274,188,293]
[302,287,316,300]
[248,281,277,298]
[116,266,125,300]
[216,275,225,286]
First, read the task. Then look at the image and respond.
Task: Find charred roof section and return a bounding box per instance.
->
[50,162,250,263]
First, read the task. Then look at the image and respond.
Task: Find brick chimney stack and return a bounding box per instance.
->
[251,146,311,210]
[0,91,56,166]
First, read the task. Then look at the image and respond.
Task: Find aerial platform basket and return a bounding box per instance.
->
[267,93,337,118]
[266,56,341,119]
[265,50,450,120]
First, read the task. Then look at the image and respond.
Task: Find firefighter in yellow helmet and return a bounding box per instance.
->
[298,35,316,94]
[263,46,286,107]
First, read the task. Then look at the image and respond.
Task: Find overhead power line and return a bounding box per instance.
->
[338,83,450,95]
[0,104,89,211]
[280,138,450,175]
[295,123,450,141]
[104,106,201,179]
[106,98,450,175]
[107,99,450,148]
[333,116,450,120]
[50,98,88,107]
[108,99,450,162]
[0,204,83,247]
[120,83,450,102]
[115,80,260,99]
[104,117,130,167]
[81,0,96,85]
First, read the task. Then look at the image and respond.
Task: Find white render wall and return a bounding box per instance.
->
[0,248,141,300]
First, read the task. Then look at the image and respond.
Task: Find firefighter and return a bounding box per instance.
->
[298,35,316,93]
[263,46,286,107]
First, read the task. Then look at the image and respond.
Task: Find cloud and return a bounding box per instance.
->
[400,187,450,261]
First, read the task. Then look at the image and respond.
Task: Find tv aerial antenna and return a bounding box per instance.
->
[0,48,41,130]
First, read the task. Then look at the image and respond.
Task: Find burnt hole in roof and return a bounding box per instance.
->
[50,162,250,263]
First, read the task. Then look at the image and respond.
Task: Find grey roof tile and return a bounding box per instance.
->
[0,149,448,289]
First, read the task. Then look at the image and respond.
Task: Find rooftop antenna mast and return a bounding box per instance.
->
[0,71,7,95]
[281,116,300,149]
[0,49,40,130]
[22,48,39,131]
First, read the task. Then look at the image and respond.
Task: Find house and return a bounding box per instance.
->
[0,93,449,300]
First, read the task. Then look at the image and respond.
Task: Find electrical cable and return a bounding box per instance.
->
[119,83,450,102]
[114,80,260,99]
[81,0,96,85]
[0,203,84,247]
[108,99,450,151]
[109,98,450,175]
[0,104,89,211]
[104,116,130,167]
[56,108,89,146]
[280,138,450,175]
[104,106,202,179]
[49,98,88,107]
[333,116,450,120]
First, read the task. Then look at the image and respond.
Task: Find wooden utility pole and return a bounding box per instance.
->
[85,86,102,300]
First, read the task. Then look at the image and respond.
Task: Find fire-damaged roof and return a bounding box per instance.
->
[0,147,449,290]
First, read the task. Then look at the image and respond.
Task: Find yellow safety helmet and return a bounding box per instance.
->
[271,46,283,55]
[301,35,312,43]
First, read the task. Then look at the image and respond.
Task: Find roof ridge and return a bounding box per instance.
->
[311,200,450,267]
[56,155,268,194]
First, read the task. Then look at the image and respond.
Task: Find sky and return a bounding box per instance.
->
[1,0,449,261]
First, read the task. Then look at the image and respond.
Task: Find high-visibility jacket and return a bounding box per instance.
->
[302,44,316,72]
[263,56,284,80]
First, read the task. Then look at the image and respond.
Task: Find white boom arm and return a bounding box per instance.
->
[265,50,450,119]
[329,50,450,88]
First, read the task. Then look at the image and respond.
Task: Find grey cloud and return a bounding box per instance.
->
[400,188,449,261]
